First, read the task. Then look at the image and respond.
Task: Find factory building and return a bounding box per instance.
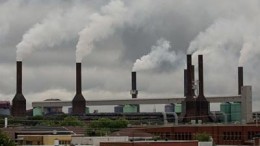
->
[13,54,252,125]
[0,101,11,116]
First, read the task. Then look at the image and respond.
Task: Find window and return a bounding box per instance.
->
[223,132,227,140]
[59,140,70,145]
[25,141,32,145]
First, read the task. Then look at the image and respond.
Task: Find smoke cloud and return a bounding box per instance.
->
[76,0,128,62]
[188,16,260,66]
[16,6,90,61]
[132,38,178,71]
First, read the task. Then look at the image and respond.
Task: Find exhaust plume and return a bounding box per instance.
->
[187,16,260,66]
[76,0,128,62]
[16,7,90,61]
[132,38,177,71]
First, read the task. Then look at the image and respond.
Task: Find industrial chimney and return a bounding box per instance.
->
[238,67,243,95]
[196,55,211,122]
[72,63,86,115]
[184,69,187,96]
[12,61,26,116]
[186,54,193,98]
[191,65,195,96]
[180,54,197,123]
[130,72,138,98]
[198,55,205,98]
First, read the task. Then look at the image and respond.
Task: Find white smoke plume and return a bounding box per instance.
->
[0,24,9,43]
[132,38,177,71]
[187,16,260,66]
[16,7,90,61]
[76,0,128,62]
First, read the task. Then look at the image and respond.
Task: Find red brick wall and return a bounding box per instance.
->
[141,125,260,145]
[100,141,198,146]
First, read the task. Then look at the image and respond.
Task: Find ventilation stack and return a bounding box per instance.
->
[130,71,140,112]
[180,54,197,122]
[72,63,86,115]
[12,61,26,116]
[130,72,138,98]
[238,67,243,95]
[196,55,211,122]
[184,69,187,96]
[191,65,196,96]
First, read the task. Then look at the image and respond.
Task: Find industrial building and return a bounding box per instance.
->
[31,54,252,125]
[0,101,11,116]
[8,54,252,128]
[142,124,260,145]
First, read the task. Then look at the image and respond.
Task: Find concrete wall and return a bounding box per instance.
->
[71,136,129,146]
[43,135,71,145]
[198,141,213,146]
[100,141,198,146]
[17,135,71,145]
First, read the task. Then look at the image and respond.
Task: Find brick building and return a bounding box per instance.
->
[140,124,260,145]
[101,141,198,146]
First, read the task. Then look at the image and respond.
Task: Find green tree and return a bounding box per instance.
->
[86,118,129,136]
[194,132,211,141]
[0,130,15,146]
[60,116,85,126]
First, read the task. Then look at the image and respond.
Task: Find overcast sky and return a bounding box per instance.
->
[0,0,260,112]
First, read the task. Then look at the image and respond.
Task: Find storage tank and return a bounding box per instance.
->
[0,101,10,116]
[68,107,72,114]
[220,102,231,122]
[123,105,138,113]
[231,102,241,122]
[114,105,123,113]
[0,109,10,116]
[33,107,43,116]
[175,104,182,113]
[164,104,175,112]
[85,107,90,114]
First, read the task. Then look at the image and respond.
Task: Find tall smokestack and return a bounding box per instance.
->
[12,61,26,116]
[131,72,138,98]
[180,55,197,123]
[186,54,193,97]
[72,62,86,115]
[196,55,211,122]
[184,69,187,96]
[76,63,82,94]
[238,67,243,95]
[17,61,22,93]
[191,65,195,96]
[198,55,204,97]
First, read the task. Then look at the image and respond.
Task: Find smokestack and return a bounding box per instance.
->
[238,67,243,95]
[131,72,138,98]
[186,54,193,97]
[191,65,195,96]
[184,69,187,96]
[72,62,86,115]
[12,61,26,117]
[196,55,211,122]
[198,55,204,97]
[76,63,82,94]
[17,61,22,93]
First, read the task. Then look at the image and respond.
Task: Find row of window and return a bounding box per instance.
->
[152,131,260,141]
[223,132,242,140]
[152,132,192,140]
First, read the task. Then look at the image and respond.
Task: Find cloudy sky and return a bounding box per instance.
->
[0,0,260,112]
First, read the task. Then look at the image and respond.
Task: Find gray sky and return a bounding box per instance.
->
[0,0,259,112]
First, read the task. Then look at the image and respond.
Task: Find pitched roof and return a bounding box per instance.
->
[17,126,73,135]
